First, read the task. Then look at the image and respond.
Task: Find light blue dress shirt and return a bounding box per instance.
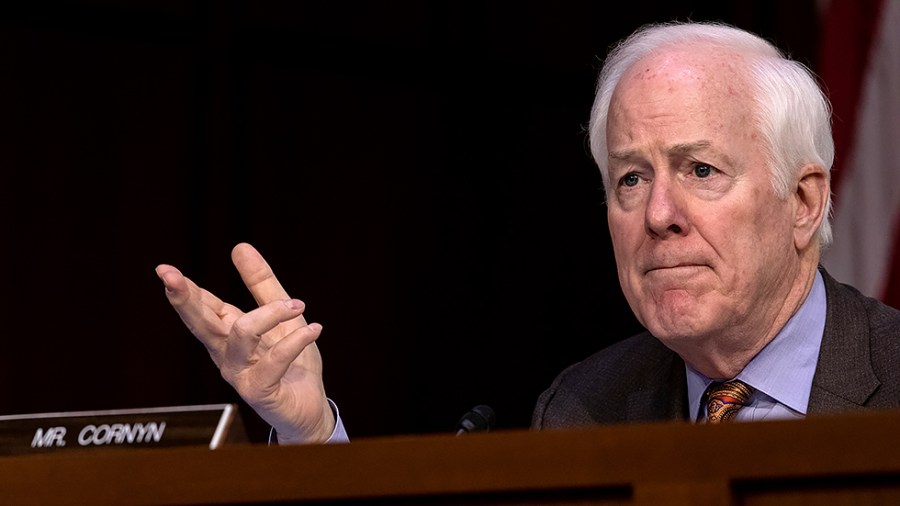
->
[325,399,349,443]
[686,270,827,422]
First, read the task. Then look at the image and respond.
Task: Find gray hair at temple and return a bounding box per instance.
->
[588,21,835,247]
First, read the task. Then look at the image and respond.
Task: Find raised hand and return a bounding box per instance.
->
[155,243,335,444]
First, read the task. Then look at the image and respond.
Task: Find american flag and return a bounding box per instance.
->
[820,0,900,307]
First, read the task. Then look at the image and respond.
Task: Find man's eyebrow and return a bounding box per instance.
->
[608,140,716,161]
[670,140,713,156]
[608,149,638,162]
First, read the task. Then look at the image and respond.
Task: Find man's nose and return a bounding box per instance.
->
[644,178,689,238]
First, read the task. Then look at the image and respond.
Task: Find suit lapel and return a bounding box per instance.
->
[808,268,881,413]
[624,345,690,422]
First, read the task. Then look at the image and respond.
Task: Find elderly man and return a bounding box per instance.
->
[155,21,900,443]
[533,21,900,427]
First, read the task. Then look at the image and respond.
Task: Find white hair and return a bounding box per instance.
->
[589,21,835,247]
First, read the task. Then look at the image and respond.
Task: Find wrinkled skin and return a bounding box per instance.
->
[156,242,335,444]
[605,44,828,378]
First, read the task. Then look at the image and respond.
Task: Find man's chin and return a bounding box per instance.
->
[640,305,711,341]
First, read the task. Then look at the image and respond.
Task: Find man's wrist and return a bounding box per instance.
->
[268,398,349,445]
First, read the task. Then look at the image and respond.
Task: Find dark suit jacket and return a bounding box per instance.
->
[531,267,900,429]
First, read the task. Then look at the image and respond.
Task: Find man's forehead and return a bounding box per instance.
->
[619,42,750,92]
[608,48,757,141]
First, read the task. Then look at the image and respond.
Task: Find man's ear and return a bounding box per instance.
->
[793,163,830,250]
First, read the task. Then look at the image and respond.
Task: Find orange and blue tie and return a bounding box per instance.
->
[705,380,754,423]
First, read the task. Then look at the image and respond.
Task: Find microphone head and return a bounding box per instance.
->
[456,404,496,435]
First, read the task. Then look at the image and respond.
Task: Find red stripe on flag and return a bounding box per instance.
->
[818,0,883,195]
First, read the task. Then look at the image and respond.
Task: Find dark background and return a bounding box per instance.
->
[0,1,822,441]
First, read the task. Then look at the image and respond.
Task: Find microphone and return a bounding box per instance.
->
[455,405,496,435]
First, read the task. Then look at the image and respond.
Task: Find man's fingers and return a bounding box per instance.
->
[231,243,308,325]
[256,322,324,387]
[224,299,309,370]
[231,243,288,302]
[156,264,191,304]
[156,263,233,356]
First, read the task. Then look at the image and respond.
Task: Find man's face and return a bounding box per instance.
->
[605,47,800,356]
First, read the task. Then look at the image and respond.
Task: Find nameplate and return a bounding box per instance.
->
[0,404,247,456]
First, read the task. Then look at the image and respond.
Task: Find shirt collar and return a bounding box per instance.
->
[686,270,827,420]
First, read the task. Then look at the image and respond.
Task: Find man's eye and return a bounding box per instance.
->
[620,173,640,187]
[693,164,714,178]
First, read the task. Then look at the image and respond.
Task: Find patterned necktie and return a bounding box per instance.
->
[705,380,754,423]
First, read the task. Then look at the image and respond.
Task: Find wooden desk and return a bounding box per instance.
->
[3,410,900,505]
